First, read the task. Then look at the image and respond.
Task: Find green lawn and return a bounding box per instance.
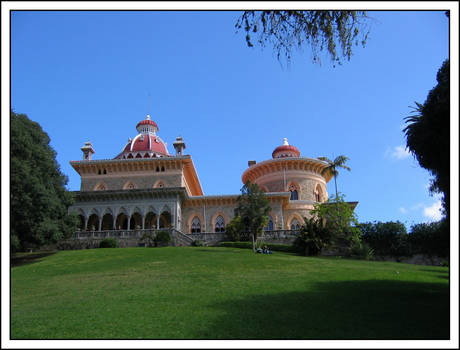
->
[11,247,449,339]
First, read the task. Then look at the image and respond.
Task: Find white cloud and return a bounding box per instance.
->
[423,200,443,221]
[399,207,408,214]
[391,145,410,160]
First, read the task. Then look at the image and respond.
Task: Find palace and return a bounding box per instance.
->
[69,115,351,244]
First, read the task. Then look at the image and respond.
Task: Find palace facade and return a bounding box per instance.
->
[69,115,343,238]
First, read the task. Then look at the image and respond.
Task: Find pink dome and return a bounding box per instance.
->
[272,138,300,158]
[115,115,170,159]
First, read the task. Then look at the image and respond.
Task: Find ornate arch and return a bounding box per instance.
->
[123,181,137,190]
[154,180,166,189]
[94,181,108,191]
[287,181,300,200]
[187,213,204,234]
[314,183,325,202]
[210,211,229,232]
[286,213,303,230]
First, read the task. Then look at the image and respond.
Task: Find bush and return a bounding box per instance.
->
[350,241,374,260]
[191,240,207,247]
[408,219,449,257]
[292,217,330,256]
[154,230,171,247]
[99,238,118,248]
[360,221,409,257]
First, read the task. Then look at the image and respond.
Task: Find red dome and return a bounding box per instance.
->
[136,118,158,130]
[122,135,168,154]
[272,138,300,158]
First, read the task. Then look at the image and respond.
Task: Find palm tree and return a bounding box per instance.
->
[318,155,351,201]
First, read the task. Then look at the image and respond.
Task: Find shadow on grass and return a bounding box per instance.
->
[11,251,58,267]
[194,279,450,340]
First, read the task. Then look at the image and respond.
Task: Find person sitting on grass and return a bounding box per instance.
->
[263,245,273,254]
[256,247,263,254]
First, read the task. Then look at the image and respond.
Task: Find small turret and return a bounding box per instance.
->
[81,141,95,160]
[173,136,186,156]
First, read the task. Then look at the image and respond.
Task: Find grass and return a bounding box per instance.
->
[11,247,449,339]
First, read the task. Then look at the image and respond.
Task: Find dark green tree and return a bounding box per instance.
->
[293,216,330,256]
[10,110,77,251]
[318,155,351,202]
[235,11,371,66]
[234,181,271,252]
[403,59,450,219]
[310,194,360,254]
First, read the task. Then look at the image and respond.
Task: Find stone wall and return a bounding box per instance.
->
[81,172,182,191]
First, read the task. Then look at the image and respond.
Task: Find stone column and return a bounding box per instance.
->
[156,215,160,229]
[127,216,131,230]
[98,216,102,231]
[142,215,145,230]
[84,216,88,230]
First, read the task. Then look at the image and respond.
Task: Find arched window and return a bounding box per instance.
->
[215,215,225,233]
[95,182,107,191]
[290,218,300,231]
[191,216,201,233]
[264,215,274,231]
[289,184,299,200]
[315,184,324,202]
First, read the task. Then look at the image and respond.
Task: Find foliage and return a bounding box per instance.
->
[225,215,247,241]
[404,60,450,218]
[235,11,371,66]
[99,238,118,248]
[293,217,331,256]
[154,230,171,247]
[234,181,271,250]
[310,194,361,253]
[139,232,155,247]
[408,219,449,258]
[10,110,77,252]
[318,155,351,202]
[359,221,409,257]
[191,240,207,247]
[350,241,375,260]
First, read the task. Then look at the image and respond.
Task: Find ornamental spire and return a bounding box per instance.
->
[283,138,289,145]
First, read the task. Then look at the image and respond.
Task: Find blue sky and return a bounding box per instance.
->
[10,9,452,228]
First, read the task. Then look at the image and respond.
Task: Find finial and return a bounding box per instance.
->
[283,138,289,145]
[146,114,151,120]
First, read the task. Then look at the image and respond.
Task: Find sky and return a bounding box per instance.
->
[7,7,456,230]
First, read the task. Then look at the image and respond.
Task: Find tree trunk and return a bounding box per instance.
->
[251,234,255,253]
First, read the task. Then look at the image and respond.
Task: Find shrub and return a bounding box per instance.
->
[360,221,409,257]
[191,240,207,247]
[154,230,171,247]
[99,238,118,248]
[409,219,449,257]
[350,241,374,260]
[225,216,248,241]
[139,232,155,247]
[292,217,330,256]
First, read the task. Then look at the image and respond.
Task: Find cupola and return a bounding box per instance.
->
[272,138,300,158]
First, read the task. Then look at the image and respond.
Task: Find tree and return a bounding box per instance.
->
[234,181,271,252]
[235,11,371,66]
[403,60,450,218]
[293,216,330,256]
[318,155,351,202]
[310,194,360,254]
[10,110,77,251]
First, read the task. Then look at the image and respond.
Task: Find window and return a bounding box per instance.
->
[191,216,201,233]
[290,218,300,231]
[215,215,225,233]
[289,184,299,200]
[264,216,274,231]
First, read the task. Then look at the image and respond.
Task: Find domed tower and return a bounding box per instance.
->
[242,138,332,203]
[115,115,171,159]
